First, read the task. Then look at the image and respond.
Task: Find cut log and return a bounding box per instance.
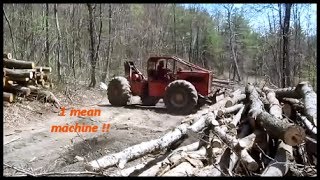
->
[229,105,246,128]
[239,149,259,171]
[212,79,235,85]
[37,90,61,107]
[225,94,246,108]
[159,147,206,176]
[229,89,241,98]
[4,68,33,79]
[3,58,35,69]
[195,164,222,176]
[246,83,305,146]
[139,141,201,176]
[273,87,299,99]
[282,98,303,105]
[282,103,292,118]
[35,72,44,80]
[162,162,199,176]
[85,124,188,171]
[297,113,316,135]
[256,111,305,146]
[110,160,152,176]
[6,77,29,82]
[3,53,12,59]
[263,87,282,119]
[4,84,31,96]
[35,66,52,73]
[34,66,43,72]
[246,83,264,120]
[217,103,244,117]
[295,81,317,127]
[3,92,13,102]
[261,140,293,176]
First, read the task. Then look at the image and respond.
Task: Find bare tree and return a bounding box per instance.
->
[281,3,293,87]
[87,3,98,87]
[45,3,49,66]
[54,4,62,81]
[3,8,16,56]
[101,4,112,83]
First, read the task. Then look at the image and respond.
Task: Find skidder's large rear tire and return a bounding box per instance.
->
[164,80,198,115]
[107,76,131,106]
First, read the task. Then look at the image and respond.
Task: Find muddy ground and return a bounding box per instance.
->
[3,85,194,176]
[3,73,261,176]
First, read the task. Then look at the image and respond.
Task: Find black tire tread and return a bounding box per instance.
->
[164,80,198,114]
[107,76,131,106]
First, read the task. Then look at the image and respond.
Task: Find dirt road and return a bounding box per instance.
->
[3,94,186,176]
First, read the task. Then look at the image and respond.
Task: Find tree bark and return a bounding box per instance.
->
[54,4,62,82]
[246,83,305,146]
[4,84,31,96]
[3,92,13,102]
[85,124,188,171]
[281,3,293,87]
[295,81,317,126]
[3,8,16,56]
[217,103,244,117]
[101,4,112,82]
[45,3,50,66]
[87,3,97,87]
[3,58,35,69]
[263,87,282,119]
[261,140,293,176]
[4,68,33,79]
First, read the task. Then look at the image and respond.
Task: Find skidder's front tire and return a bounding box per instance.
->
[107,76,131,106]
[164,80,198,115]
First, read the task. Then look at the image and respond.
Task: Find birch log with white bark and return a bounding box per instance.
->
[217,103,244,117]
[263,87,282,119]
[225,94,246,108]
[246,83,305,146]
[261,140,293,176]
[295,81,317,127]
[85,124,188,171]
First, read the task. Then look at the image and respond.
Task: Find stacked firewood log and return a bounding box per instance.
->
[3,53,60,106]
[85,82,316,176]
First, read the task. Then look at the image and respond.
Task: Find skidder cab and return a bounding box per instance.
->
[107,56,214,114]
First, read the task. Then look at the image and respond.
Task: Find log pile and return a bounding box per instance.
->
[3,53,60,107]
[85,82,316,176]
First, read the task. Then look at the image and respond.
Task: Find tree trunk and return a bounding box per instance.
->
[3,8,16,55]
[54,4,62,82]
[281,3,292,87]
[87,3,97,87]
[45,3,50,66]
[101,4,112,82]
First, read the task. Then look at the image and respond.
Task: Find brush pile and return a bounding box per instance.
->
[84,82,316,176]
[3,53,60,107]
